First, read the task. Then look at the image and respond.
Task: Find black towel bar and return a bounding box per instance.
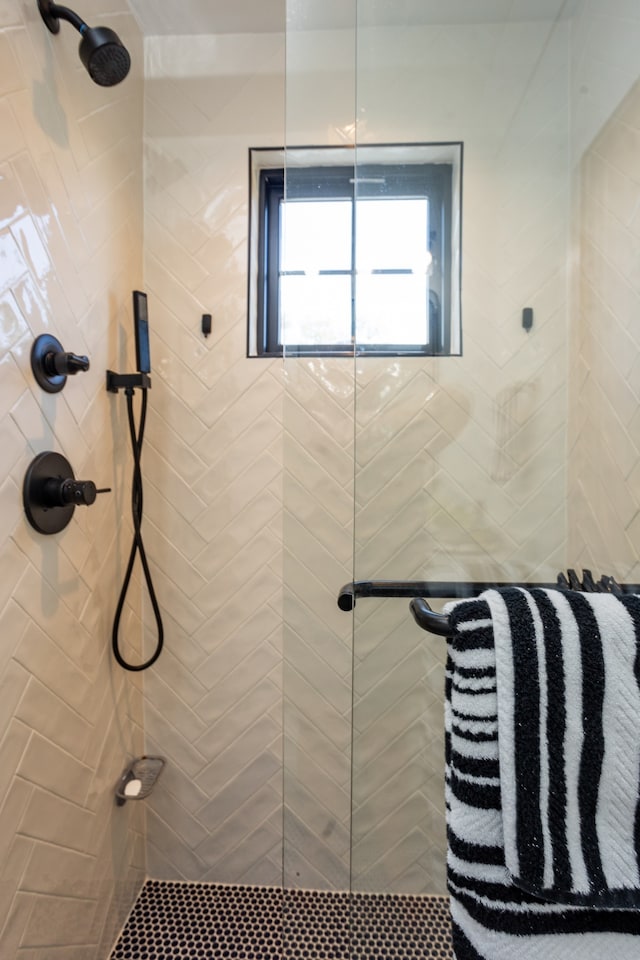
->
[337,578,558,612]
[409,597,453,636]
[337,572,640,638]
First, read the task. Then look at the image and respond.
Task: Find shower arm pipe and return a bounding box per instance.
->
[40,1,86,33]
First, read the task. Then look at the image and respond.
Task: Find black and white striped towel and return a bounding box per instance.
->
[444,587,640,960]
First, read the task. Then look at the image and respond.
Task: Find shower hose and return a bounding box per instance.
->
[112,385,164,671]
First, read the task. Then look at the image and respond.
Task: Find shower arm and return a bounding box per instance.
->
[38,0,86,34]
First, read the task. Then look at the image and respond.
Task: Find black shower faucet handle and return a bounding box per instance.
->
[47,350,90,377]
[31,334,90,393]
[24,451,112,535]
[44,477,111,508]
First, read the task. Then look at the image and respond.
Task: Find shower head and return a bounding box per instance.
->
[37,0,131,87]
[78,25,131,87]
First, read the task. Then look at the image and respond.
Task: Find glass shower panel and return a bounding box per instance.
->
[350,0,572,895]
[281,0,640,916]
[282,0,357,895]
[568,2,640,585]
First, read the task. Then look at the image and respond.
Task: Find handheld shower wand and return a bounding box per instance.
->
[107,292,164,672]
[37,0,131,87]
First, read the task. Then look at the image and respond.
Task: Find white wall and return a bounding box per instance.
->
[571,0,640,166]
[568,0,640,580]
[0,0,145,955]
[142,31,286,885]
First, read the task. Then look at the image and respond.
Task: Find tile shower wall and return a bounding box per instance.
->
[143,15,570,893]
[568,0,640,577]
[569,75,640,578]
[142,32,286,886]
[0,1,144,956]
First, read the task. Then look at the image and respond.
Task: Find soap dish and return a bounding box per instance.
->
[116,755,165,805]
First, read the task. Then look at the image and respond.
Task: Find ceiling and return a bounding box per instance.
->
[127,0,574,37]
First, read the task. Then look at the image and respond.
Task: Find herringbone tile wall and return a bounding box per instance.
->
[143,16,571,894]
[569,74,640,581]
[0,0,146,956]
[142,32,286,887]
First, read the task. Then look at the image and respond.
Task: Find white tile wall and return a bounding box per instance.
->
[142,30,286,887]
[0,2,145,956]
[569,73,640,580]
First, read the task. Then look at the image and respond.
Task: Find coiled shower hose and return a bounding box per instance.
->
[112,386,164,671]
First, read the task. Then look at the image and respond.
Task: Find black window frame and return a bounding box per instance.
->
[250,147,461,358]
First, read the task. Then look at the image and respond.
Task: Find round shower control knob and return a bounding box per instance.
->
[23,451,110,535]
[30,334,90,393]
[47,351,90,377]
[43,478,102,507]
[65,480,97,505]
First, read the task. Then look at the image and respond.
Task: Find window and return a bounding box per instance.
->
[248,144,462,357]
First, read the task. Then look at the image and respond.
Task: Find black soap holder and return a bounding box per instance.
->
[116,756,165,806]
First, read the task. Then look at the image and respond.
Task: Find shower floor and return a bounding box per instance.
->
[109,880,453,959]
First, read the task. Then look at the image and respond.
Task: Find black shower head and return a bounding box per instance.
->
[78,25,131,86]
[37,0,131,87]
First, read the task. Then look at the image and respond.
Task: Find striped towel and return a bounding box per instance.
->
[444,588,640,959]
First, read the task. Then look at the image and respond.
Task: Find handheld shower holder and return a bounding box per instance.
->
[106,371,151,393]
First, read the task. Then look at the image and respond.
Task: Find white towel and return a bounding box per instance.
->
[444,588,640,960]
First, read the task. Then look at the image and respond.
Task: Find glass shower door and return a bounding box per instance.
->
[281,0,357,904]
[349,0,573,902]
[281,0,640,954]
[276,0,630,951]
